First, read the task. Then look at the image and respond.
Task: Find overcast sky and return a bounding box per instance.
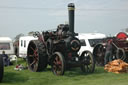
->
[0,0,128,39]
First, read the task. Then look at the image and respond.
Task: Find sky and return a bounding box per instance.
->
[0,0,128,39]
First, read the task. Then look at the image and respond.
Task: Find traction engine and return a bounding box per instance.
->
[27,3,95,75]
[93,32,128,66]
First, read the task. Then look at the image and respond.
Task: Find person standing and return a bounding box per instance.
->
[1,51,10,66]
[104,39,113,65]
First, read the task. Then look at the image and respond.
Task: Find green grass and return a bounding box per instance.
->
[1,59,128,85]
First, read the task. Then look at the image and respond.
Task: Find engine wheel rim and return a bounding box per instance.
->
[52,53,64,75]
[93,44,105,66]
[116,48,126,60]
[30,47,39,67]
[84,52,93,72]
[28,45,39,71]
[27,40,48,72]
[81,51,95,73]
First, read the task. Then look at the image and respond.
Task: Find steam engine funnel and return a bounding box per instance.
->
[68,3,75,35]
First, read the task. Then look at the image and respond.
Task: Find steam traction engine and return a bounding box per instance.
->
[27,3,95,75]
[93,32,128,66]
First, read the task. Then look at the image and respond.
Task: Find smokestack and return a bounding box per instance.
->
[68,3,75,35]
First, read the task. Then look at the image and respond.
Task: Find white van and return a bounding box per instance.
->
[77,33,106,54]
[0,37,16,61]
[19,36,38,58]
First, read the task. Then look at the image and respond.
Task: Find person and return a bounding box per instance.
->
[1,51,10,66]
[104,39,113,65]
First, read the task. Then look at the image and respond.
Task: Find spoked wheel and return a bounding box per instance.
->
[27,40,48,72]
[116,48,126,60]
[93,44,105,66]
[0,55,4,82]
[52,52,65,75]
[80,51,95,73]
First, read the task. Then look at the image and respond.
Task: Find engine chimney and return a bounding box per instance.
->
[68,3,75,35]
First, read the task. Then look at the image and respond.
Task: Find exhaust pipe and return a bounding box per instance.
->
[68,3,75,35]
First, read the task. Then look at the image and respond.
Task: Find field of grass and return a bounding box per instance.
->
[1,59,128,85]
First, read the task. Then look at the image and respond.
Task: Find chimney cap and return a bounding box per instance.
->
[68,3,75,8]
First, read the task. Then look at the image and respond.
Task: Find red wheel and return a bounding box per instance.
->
[27,40,48,72]
[52,52,65,75]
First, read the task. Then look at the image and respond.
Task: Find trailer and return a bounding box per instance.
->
[18,36,38,58]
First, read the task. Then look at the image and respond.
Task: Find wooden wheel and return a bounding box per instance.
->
[27,40,48,72]
[80,51,95,73]
[52,52,65,75]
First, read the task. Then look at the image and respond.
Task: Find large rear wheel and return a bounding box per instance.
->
[0,55,4,82]
[80,51,95,73]
[27,40,48,72]
[52,52,65,75]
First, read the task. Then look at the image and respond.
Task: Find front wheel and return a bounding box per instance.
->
[80,51,95,73]
[0,55,4,82]
[51,52,65,75]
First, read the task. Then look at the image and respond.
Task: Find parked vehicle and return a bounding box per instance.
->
[19,36,38,58]
[0,37,17,64]
[27,3,95,75]
[0,37,17,61]
[77,33,106,54]
[0,37,14,54]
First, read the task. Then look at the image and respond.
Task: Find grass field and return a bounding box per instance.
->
[1,59,128,85]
